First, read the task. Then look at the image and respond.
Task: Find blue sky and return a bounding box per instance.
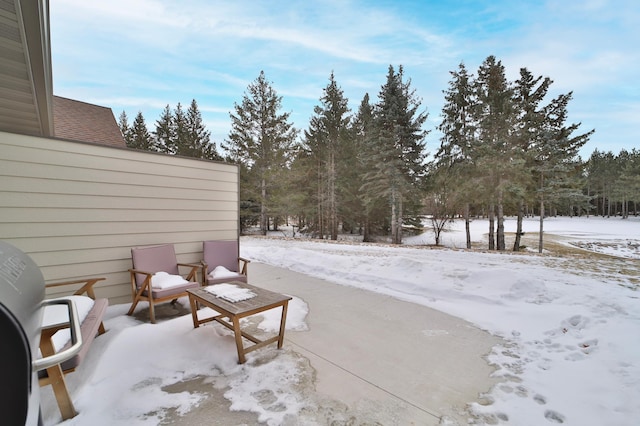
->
[49,0,638,159]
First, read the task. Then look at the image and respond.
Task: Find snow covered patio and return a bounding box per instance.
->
[39,262,498,425]
[231,263,500,424]
[38,217,639,425]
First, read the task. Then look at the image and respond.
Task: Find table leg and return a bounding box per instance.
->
[188,295,199,328]
[232,315,246,364]
[277,301,289,349]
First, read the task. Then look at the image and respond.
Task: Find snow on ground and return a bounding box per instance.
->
[40,216,639,425]
[241,216,639,425]
[40,298,313,426]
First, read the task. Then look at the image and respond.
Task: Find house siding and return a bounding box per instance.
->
[0,131,239,304]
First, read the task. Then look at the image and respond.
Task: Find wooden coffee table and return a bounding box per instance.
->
[187,283,292,363]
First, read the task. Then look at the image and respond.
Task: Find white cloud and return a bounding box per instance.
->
[49,0,638,156]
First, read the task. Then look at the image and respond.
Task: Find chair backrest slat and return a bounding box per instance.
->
[203,240,239,273]
[131,244,180,287]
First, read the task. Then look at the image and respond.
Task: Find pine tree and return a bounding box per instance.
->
[510,68,553,250]
[342,93,376,242]
[362,65,428,244]
[436,62,477,248]
[473,56,517,251]
[184,99,220,160]
[224,71,298,235]
[302,72,351,240]
[616,149,640,217]
[350,93,378,241]
[117,111,133,145]
[585,149,613,216]
[533,91,593,251]
[172,103,188,156]
[287,145,318,234]
[128,111,155,151]
[154,105,175,154]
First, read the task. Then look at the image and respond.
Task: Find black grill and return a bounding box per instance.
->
[0,241,82,425]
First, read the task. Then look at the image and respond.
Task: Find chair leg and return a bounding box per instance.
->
[149,301,156,324]
[128,283,148,317]
[46,364,77,420]
[40,335,77,419]
[127,299,139,316]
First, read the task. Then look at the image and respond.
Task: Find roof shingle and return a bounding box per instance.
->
[53,96,126,148]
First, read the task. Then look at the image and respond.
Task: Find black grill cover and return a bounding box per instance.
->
[0,241,46,425]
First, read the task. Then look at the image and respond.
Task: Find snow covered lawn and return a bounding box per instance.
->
[242,216,639,425]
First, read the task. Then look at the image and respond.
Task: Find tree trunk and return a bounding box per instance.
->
[390,189,402,244]
[329,150,338,240]
[539,172,544,254]
[316,163,324,239]
[513,200,524,251]
[260,177,267,236]
[391,196,398,244]
[497,188,505,251]
[538,199,544,254]
[488,204,495,250]
[465,203,471,249]
[363,219,371,242]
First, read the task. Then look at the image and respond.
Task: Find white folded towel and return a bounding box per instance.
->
[151,271,189,289]
[205,283,256,302]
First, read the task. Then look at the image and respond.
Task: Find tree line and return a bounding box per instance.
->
[118,99,221,161]
[118,56,639,252]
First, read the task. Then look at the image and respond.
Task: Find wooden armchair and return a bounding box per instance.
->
[39,277,109,420]
[127,244,201,323]
[202,240,250,285]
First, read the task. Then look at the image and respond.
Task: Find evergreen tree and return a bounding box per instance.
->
[302,72,351,240]
[585,149,616,216]
[288,145,318,234]
[533,91,593,251]
[436,62,477,248]
[184,99,220,160]
[172,103,188,156]
[128,111,155,151]
[510,68,553,250]
[617,149,640,217]
[351,93,380,241]
[473,56,518,251]
[117,111,133,145]
[362,65,428,244]
[154,104,175,154]
[224,71,298,235]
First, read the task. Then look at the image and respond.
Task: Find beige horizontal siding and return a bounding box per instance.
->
[1,131,240,305]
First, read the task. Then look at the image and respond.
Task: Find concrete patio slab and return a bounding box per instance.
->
[244,262,502,424]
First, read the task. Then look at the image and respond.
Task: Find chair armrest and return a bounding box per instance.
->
[177,262,202,269]
[35,299,83,372]
[45,278,106,300]
[128,268,154,278]
[238,257,250,276]
[177,263,201,283]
